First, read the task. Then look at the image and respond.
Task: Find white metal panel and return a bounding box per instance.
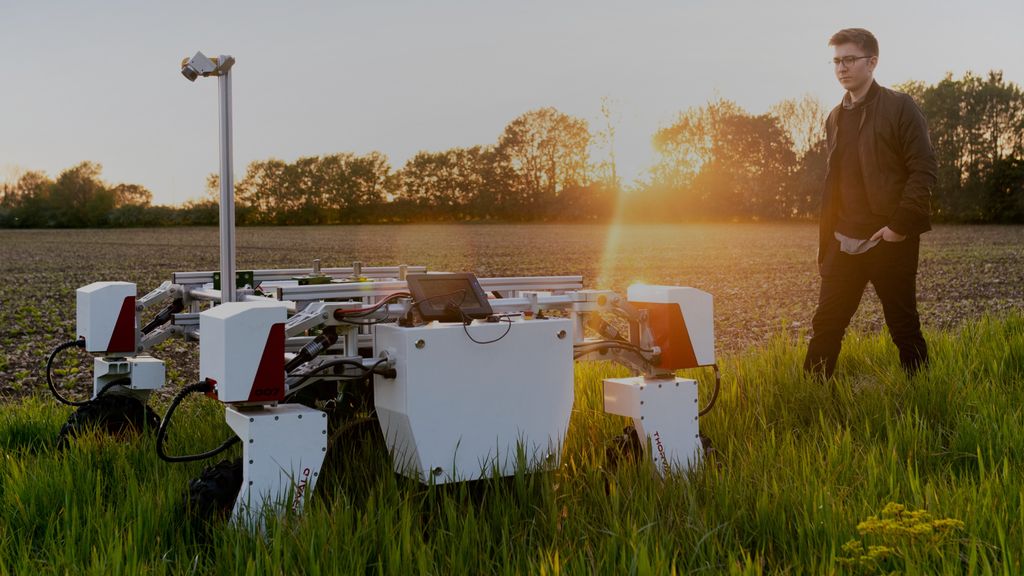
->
[373,325,421,474]
[91,355,165,397]
[603,375,640,419]
[374,318,574,483]
[604,376,702,475]
[627,284,715,366]
[92,357,130,397]
[200,302,288,403]
[127,356,165,390]
[76,282,136,354]
[375,409,421,476]
[225,404,328,526]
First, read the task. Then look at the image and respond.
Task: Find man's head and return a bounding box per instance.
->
[829,28,878,95]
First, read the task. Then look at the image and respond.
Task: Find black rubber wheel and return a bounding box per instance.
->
[187,458,243,522]
[699,432,721,470]
[604,425,644,470]
[56,394,161,450]
[605,426,717,470]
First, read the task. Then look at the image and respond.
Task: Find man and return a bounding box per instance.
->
[804,28,937,380]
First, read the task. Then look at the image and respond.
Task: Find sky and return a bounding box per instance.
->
[2,0,1022,206]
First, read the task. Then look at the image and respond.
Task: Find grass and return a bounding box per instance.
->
[1,313,1022,574]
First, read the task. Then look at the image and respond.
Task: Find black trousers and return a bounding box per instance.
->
[804,236,928,379]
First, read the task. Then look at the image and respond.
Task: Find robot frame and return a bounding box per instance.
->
[45,50,720,526]
[56,265,719,525]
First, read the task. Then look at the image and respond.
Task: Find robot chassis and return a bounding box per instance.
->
[50,51,720,525]
[61,263,719,525]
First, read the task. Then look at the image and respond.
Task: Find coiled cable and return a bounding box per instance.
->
[156,380,240,463]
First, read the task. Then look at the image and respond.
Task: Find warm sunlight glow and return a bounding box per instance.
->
[596,187,630,290]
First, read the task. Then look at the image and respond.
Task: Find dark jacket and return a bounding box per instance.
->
[818,81,938,271]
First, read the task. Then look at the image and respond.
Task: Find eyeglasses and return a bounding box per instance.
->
[832,55,872,68]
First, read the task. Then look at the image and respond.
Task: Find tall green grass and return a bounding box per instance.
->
[1,313,1022,574]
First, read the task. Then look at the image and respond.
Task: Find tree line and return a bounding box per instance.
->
[2,70,1021,228]
[0,162,219,228]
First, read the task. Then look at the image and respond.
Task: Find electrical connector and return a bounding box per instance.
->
[284,329,338,373]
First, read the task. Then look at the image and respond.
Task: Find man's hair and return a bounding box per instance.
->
[829,28,879,57]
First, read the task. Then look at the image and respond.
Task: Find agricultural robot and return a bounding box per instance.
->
[43,52,721,526]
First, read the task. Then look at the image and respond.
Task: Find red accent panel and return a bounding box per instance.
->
[636,301,698,370]
[248,323,285,403]
[106,296,136,354]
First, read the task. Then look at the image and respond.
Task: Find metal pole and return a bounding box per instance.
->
[217,57,236,303]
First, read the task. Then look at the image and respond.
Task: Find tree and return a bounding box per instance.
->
[649,99,797,219]
[235,159,289,224]
[0,170,52,226]
[326,151,390,222]
[653,99,741,184]
[233,152,391,224]
[394,146,492,220]
[788,138,828,220]
[985,157,1024,222]
[46,162,105,226]
[495,107,592,216]
[110,183,153,206]
[593,96,622,190]
[712,111,798,219]
[769,94,827,158]
[902,71,1024,221]
[555,182,615,221]
[767,95,827,219]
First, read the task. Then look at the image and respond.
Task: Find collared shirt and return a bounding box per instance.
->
[835,231,881,255]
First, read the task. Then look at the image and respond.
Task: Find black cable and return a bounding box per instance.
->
[47,339,159,413]
[457,308,514,345]
[574,349,644,362]
[156,380,240,463]
[572,341,655,360]
[284,329,339,373]
[94,378,132,399]
[359,292,410,314]
[141,299,184,335]
[337,292,411,318]
[698,364,721,417]
[575,339,655,354]
[286,358,391,396]
[336,317,398,326]
[47,339,92,406]
[334,292,411,326]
